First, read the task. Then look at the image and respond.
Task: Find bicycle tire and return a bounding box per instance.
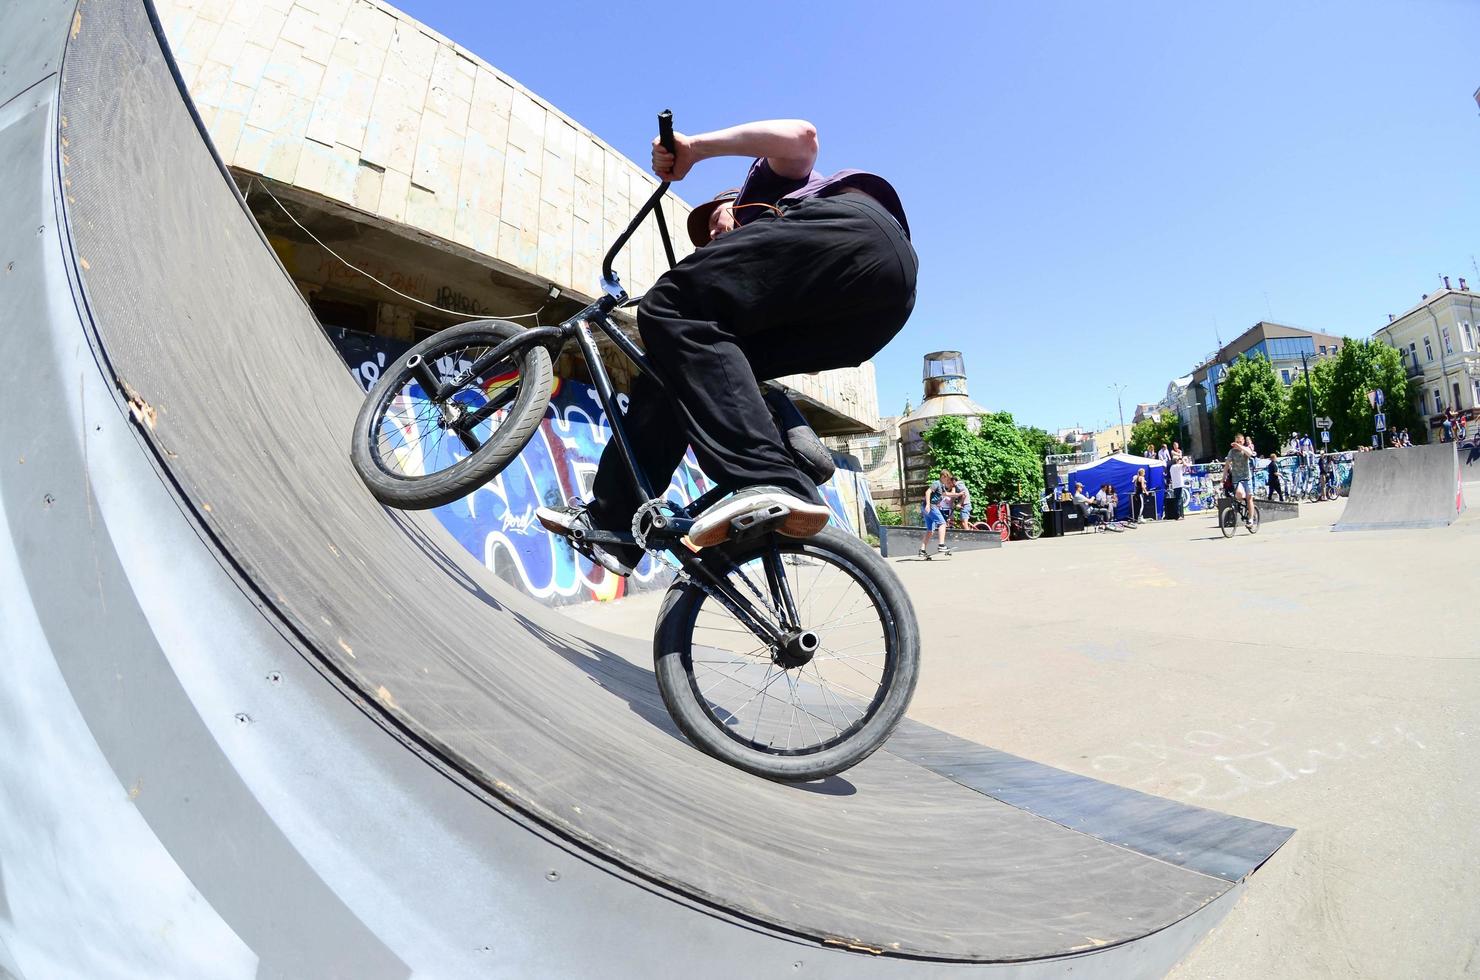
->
[1219,507,1237,538]
[652,526,920,782]
[1247,506,1260,534]
[1023,517,1043,540]
[350,319,553,510]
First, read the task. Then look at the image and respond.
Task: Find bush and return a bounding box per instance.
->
[876,503,904,526]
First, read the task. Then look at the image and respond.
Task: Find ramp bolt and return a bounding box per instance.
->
[545,870,560,882]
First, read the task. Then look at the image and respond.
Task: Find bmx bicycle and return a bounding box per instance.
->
[348,112,919,782]
[1219,495,1260,538]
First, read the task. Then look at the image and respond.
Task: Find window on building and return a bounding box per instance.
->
[1442,327,1453,355]
[1464,322,1474,351]
[1409,342,1418,369]
[1455,382,1463,410]
[1435,389,1444,412]
[1473,379,1480,405]
[1424,337,1434,361]
[1281,369,1291,384]
[1421,391,1429,414]
[1318,345,1327,355]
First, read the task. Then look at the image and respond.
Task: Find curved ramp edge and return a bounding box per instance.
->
[1,0,1290,974]
[1334,441,1465,531]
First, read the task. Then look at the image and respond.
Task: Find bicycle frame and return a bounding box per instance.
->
[420,111,800,649]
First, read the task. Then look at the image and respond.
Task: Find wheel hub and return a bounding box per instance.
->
[774,629,820,669]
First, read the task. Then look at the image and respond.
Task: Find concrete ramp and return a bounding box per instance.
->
[1334,442,1466,531]
[0,1,1290,975]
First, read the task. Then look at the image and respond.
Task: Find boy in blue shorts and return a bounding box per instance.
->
[918,470,957,559]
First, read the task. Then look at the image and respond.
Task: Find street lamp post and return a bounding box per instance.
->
[1299,350,1317,445]
[1109,383,1128,455]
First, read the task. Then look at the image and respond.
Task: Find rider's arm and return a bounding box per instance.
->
[653,119,818,181]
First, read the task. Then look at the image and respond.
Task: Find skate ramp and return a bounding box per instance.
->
[0,0,1290,975]
[1334,442,1465,531]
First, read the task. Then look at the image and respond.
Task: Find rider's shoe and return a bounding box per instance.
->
[939,544,952,556]
[918,548,931,560]
[536,503,636,576]
[687,486,832,549]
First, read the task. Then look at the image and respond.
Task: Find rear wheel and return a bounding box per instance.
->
[350,320,553,509]
[1247,505,1261,534]
[653,527,919,782]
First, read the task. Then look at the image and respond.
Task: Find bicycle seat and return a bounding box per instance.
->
[763,387,836,485]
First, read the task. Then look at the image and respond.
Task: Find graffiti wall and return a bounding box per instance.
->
[332,329,876,605]
[1181,453,1355,512]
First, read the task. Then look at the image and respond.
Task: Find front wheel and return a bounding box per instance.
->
[349,319,553,509]
[653,527,920,782]
[1246,506,1261,534]
[1220,506,1238,538]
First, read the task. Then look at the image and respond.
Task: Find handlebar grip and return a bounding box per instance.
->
[657,109,675,154]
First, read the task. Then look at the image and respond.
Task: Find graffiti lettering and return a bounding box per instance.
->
[330,331,874,604]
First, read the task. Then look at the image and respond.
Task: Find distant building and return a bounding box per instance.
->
[1184,321,1345,460]
[897,352,990,506]
[1372,279,1480,433]
[1131,403,1161,425]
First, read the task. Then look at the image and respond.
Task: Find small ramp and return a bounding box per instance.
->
[1334,442,1466,531]
[0,1,1290,976]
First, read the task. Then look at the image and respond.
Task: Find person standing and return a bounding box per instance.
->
[1131,468,1149,522]
[1441,412,1454,444]
[918,470,956,559]
[1168,454,1186,519]
[1267,456,1284,501]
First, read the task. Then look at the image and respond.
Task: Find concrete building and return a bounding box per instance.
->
[153,0,878,436]
[1184,321,1345,460]
[895,352,990,509]
[1373,279,1480,433]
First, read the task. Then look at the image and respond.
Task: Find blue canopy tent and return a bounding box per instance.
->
[1062,453,1166,520]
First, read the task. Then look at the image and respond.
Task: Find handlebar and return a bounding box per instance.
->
[657,109,675,154]
[599,109,680,300]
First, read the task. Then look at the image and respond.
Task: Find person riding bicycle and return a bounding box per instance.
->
[536,118,916,574]
[1226,434,1256,522]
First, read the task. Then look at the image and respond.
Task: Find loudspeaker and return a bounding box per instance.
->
[1043,462,1059,491]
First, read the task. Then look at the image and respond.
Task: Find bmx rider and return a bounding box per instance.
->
[538,118,916,574]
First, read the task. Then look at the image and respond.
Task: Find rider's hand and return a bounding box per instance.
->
[652,132,697,181]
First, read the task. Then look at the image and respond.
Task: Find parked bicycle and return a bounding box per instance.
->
[348,113,918,782]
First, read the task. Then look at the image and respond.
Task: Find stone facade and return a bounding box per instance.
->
[1373,283,1480,429]
[156,0,688,302]
[154,0,880,434]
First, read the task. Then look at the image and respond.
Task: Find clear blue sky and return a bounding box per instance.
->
[395,0,1479,434]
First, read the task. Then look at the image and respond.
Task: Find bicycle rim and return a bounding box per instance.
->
[370,339,523,481]
[681,542,896,756]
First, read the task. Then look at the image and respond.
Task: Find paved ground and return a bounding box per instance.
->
[569,479,1480,979]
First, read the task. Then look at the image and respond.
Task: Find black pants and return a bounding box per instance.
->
[588,194,917,532]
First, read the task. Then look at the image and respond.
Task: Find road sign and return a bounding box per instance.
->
[1321,429,1331,443]
[1375,389,1385,408]
[1316,417,1333,429]
[1375,412,1387,432]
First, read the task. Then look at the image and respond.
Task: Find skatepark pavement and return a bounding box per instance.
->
[575,485,1480,979]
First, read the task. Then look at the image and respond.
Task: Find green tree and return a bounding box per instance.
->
[1017,425,1073,460]
[1128,413,1180,457]
[1282,357,1335,444]
[1213,354,1288,455]
[923,413,1044,504]
[1322,338,1418,449]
